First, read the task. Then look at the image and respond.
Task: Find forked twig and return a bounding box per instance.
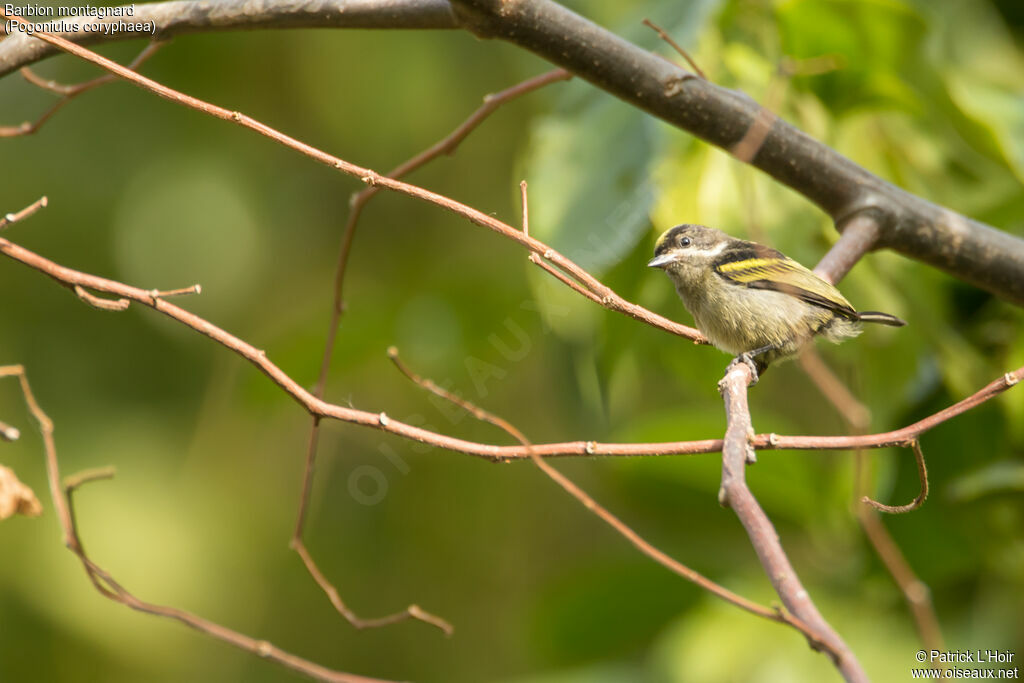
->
[0,40,163,137]
[386,347,828,650]
[718,363,864,680]
[0,364,395,683]
[2,209,1022,464]
[291,69,571,637]
[2,18,702,344]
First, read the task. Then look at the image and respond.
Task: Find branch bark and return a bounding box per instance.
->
[718,363,868,682]
[0,0,457,77]
[445,0,1024,305]
[4,0,1022,301]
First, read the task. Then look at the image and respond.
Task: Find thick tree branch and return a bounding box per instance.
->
[446,0,1024,305]
[0,16,704,343]
[0,0,457,77]
[4,0,1022,302]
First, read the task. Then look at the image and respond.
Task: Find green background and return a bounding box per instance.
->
[1,0,1022,681]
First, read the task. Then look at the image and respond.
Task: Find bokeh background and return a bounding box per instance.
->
[2,0,1022,681]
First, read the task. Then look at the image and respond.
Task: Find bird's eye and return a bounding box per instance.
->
[679,237,691,247]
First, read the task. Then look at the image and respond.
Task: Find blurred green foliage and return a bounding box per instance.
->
[1,1,1022,682]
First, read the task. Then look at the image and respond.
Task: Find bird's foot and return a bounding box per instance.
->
[726,352,761,386]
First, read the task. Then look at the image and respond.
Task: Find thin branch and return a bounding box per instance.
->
[807,207,943,654]
[861,440,929,514]
[386,347,828,646]
[1,17,702,346]
[0,364,401,683]
[732,53,842,167]
[520,180,530,237]
[797,349,871,431]
[63,466,117,493]
[3,218,1024,463]
[0,41,162,137]
[730,107,776,164]
[149,284,202,298]
[290,68,569,636]
[855,454,946,658]
[3,2,1022,300]
[718,362,866,681]
[730,75,936,652]
[641,18,705,79]
[0,195,48,230]
[447,0,1024,304]
[519,181,614,306]
[527,250,604,303]
[75,285,130,311]
[291,540,453,635]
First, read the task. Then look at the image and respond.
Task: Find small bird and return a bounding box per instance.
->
[648,224,905,378]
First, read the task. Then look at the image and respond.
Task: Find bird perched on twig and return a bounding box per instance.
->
[648,224,905,380]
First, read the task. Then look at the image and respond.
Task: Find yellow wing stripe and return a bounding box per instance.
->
[717,257,801,283]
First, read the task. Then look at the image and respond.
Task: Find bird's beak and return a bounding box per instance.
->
[647,253,675,269]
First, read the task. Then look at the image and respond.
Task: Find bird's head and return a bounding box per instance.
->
[648,224,731,284]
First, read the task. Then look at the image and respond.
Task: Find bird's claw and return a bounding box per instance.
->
[727,353,760,386]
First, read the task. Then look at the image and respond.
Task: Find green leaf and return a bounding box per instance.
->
[525,87,657,277]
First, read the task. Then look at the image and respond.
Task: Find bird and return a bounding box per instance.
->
[648,224,905,379]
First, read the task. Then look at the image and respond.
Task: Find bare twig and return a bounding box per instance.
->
[63,465,117,493]
[75,285,130,311]
[0,364,396,683]
[797,349,871,431]
[520,181,615,306]
[861,440,929,514]
[0,20,701,343]
[855,457,946,658]
[0,195,48,230]
[149,284,202,299]
[290,68,570,636]
[641,18,705,79]
[0,41,162,137]
[718,362,866,681]
[448,0,1024,304]
[291,540,453,635]
[3,217,1023,464]
[386,347,827,647]
[3,1,1022,300]
[731,53,843,166]
[807,212,941,652]
[520,179,530,237]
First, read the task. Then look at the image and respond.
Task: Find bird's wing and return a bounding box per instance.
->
[713,243,859,320]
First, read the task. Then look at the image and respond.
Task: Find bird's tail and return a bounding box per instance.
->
[856,311,906,327]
